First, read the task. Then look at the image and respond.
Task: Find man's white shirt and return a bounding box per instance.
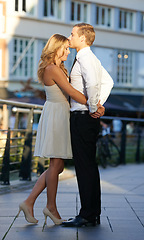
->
[70,47,114,113]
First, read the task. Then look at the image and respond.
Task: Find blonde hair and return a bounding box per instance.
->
[74,23,95,46]
[37,34,69,82]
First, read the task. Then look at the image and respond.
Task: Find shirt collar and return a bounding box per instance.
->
[76,46,90,59]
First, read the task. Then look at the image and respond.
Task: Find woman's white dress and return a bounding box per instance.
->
[34,84,72,159]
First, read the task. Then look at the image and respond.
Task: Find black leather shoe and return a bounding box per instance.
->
[62,216,96,227]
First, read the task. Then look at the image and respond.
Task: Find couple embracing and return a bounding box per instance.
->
[17,23,114,227]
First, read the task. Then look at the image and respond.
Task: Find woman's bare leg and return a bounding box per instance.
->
[23,158,64,219]
[24,170,47,217]
[46,158,64,219]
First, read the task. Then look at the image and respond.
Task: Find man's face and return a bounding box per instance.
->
[68,27,81,49]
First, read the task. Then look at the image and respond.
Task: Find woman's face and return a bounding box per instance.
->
[57,41,70,62]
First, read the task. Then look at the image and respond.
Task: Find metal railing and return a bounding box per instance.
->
[0,99,49,185]
[101,116,144,165]
[0,99,144,185]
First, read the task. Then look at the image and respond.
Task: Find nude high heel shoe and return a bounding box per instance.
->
[17,202,38,224]
[43,207,63,225]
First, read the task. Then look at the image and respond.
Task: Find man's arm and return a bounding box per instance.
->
[79,55,101,113]
[84,60,113,113]
[79,53,113,115]
[90,67,114,118]
[99,66,114,105]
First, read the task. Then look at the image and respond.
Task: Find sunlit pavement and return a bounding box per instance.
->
[0,164,144,240]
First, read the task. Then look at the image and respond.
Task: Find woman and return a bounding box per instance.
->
[17,34,87,225]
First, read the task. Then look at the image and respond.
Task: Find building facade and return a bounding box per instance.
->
[0,0,144,101]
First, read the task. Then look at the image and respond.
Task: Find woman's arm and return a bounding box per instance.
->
[44,65,87,105]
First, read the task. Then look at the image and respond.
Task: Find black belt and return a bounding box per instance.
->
[71,110,89,115]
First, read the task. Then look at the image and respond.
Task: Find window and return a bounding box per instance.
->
[0,49,2,78]
[15,0,18,11]
[44,0,63,19]
[10,38,34,78]
[43,41,47,48]
[15,0,26,12]
[14,0,35,15]
[137,53,144,87]
[95,5,112,27]
[0,3,5,33]
[22,0,26,11]
[119,10,134,31]
[71,1,88,22]
[116,50,133,86]
[140,12,144,33]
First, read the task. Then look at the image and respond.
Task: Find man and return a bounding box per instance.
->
[63,23,114,227]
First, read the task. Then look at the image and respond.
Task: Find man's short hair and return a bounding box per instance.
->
[74,23,95,46]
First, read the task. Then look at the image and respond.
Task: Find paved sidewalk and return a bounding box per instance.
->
[0,164,144,240]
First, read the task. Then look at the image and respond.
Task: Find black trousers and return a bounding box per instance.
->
[70,112,101,221]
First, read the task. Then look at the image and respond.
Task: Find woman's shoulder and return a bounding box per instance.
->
[45,64,62,75]
[45,64,59,71]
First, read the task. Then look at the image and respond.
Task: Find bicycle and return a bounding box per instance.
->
[96,133,120,168]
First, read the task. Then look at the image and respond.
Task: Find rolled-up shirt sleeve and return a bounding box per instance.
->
[79,55,101,113]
